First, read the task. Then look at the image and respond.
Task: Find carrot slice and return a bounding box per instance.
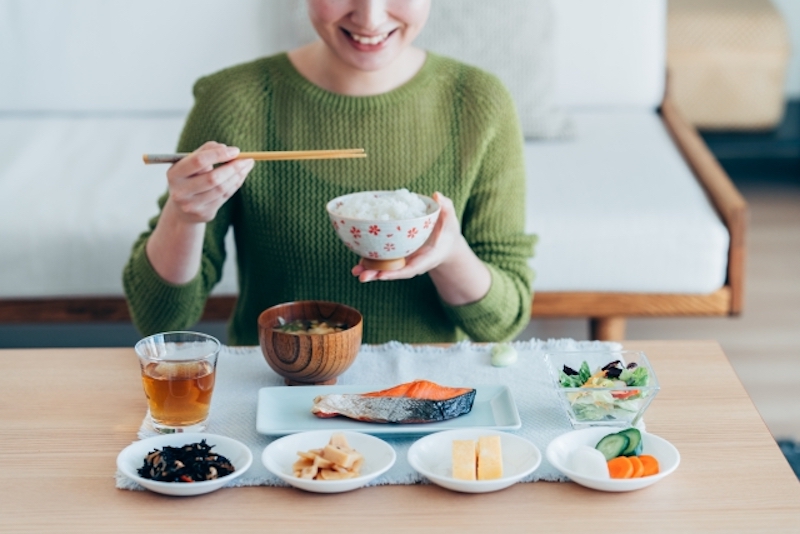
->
[628,456,645,478]
[638,454,660,476]
[607,456,634,479]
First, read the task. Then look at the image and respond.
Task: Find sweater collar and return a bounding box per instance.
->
[273,51,441,110]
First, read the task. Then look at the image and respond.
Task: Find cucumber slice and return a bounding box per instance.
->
[595,433,630,461]
[617,428,643,456]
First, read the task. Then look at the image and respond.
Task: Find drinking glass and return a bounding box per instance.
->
[134,331,220,433]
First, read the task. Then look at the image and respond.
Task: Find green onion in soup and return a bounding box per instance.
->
[274,318,348,335]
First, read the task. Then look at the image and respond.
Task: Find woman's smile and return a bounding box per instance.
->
[342,28,397,49]
[288,1,430,95]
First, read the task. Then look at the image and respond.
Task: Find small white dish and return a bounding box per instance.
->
[546,427,680,492]
[261,430,396,493]
[116,433,253,497]
[407,429,542,493]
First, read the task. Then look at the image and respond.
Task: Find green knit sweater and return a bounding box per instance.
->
[123,52,536,346]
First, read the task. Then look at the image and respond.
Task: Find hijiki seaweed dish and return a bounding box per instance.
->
[138,440,235,483]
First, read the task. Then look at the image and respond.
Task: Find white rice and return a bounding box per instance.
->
[333,189,429,220]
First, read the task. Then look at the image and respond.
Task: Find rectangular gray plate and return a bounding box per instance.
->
[256,384,522,436]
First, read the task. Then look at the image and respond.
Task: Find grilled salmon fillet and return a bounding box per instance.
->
[311,380,476,424]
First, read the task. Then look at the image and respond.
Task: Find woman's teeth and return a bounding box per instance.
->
[349,32,389,45]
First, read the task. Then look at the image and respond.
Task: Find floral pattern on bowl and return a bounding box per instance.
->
[326,191,441,262]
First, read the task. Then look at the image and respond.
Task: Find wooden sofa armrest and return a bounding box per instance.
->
[659,96,748,314]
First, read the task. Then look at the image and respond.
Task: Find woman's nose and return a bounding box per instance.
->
[351,0,389,30]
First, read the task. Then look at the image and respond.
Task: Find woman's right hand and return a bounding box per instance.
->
[165,141,254,224]
[145,141,254,285]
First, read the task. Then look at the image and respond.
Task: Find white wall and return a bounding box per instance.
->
[772,0,800,99]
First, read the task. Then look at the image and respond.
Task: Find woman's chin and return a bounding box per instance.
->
[333,35,402,71]
[341,51,399,73]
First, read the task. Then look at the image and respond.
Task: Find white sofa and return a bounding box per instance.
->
[0,0,745,340]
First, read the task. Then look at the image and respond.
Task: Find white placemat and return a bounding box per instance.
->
[116,338,620,490]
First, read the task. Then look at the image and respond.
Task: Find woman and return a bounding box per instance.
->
[123,0,535,345]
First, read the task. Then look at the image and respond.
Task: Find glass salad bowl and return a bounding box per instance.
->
[543,350,660,428]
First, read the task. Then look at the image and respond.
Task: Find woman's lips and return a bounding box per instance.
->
[342,28,396,50]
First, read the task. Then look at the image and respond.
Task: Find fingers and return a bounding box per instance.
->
[352,244,436,282]
[350,191,460,283]
[352,261,383,282]
[165,142,254,223]
[168,143,240,180]
[432,192,457,229]
[187,159,254,210]
[173,157,253,201]
[351,260,397,282]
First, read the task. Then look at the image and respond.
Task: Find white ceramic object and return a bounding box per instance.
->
[116,433,253,496]
[407,429,542,493]
[261,430,396,493]
[546,427,680,492]
[256,384,521,436]
[326,191,440,270]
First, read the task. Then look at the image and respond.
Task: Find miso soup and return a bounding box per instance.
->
[274,318,348,335]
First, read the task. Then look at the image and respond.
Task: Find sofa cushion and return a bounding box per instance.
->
[525,110,730,293]
[551,0,667,110]
[415,0,573,140]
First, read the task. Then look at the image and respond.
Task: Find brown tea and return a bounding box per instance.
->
[141,360,215,426]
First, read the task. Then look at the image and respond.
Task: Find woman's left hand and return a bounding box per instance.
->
[351,192,462,282]
[352,191,492,305]
[351,191,492,305]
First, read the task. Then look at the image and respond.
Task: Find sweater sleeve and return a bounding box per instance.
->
[440,73,536,342]
[122,75,234,336]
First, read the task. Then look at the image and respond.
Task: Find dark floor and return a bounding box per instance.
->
[778,441,800,479]
[701,99,800,186]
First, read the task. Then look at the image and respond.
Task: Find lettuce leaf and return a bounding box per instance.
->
[620,366,649,387]
[572,403,611,421]
[559,361,593,388]
[625,367,650,386]
[612,398,643,413]
[559,372,584,388]
[578,361,592,384]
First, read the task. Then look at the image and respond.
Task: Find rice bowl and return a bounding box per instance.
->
[330,188,429,220]
[326,190,441,271]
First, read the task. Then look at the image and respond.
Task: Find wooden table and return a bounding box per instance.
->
[1,341,798,533]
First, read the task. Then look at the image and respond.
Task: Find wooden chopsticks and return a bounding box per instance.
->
[142,148,366,164]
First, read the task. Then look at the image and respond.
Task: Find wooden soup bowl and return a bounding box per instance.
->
[257,301,363,386]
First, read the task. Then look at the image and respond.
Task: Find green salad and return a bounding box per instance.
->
[558,360,650,421]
